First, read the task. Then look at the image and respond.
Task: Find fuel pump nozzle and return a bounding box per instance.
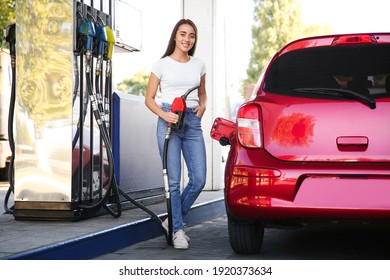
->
[3,23,16,67]
[104,26,115,78]
[104,25,115,61]
[78,18,96,73]
[94,23,107,76]
[103,26,115,130]
[170,85,200,130]
[93,23,107,122]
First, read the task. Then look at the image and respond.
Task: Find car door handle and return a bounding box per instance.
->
[336,136,368,151]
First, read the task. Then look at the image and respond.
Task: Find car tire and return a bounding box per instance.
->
[227,213,264,254]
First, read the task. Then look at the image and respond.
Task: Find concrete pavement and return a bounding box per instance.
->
[0,183,225,260]
[94,214,238,260]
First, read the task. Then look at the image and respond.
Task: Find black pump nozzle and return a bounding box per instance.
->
[4,23,16,51]
[3,23,16,68]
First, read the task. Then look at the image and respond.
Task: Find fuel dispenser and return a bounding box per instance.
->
[5,0,165,225]
[6,0,109,220]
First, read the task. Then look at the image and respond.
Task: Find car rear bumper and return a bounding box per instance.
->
[227,175,390,222]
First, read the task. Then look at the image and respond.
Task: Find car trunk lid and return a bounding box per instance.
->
[261,95,390,162]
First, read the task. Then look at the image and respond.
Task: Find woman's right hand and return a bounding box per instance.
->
[162,111,179,125]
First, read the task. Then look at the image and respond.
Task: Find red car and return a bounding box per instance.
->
[211,33,390,254]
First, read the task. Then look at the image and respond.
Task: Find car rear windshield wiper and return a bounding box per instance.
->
[293,87,376,109]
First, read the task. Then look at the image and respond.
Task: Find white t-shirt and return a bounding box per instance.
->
[151,56,206,108]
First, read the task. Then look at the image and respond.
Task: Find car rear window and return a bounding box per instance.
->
[263,44,390,99]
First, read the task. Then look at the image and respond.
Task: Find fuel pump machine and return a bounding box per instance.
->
[10,0,144,220]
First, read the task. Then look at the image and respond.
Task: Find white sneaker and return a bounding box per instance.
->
[162,219,190,242]
[173,229,189,249]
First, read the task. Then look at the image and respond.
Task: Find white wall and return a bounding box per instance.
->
[182,0,224,191]
[112,0,228,191]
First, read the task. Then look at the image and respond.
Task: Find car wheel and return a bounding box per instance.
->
[227,213,264,254]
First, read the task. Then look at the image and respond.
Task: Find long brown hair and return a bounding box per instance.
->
[161,19,198,58]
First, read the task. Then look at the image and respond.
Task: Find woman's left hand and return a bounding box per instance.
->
[193,105,206,118]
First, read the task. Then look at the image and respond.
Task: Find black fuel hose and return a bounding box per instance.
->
[94,67,105,114]
[97,59,167,238]
[3,23,16,214]
[162,126,173,244]
[71,53,90,151]
[4,54,15,214]
[77,72,115,211]
[72,54,79,106]
[81,71,168,242]
[104,70,111,131]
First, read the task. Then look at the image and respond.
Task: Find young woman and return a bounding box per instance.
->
[145,19,207,249]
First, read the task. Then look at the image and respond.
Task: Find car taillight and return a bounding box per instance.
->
[332,35,377,45]
[237,105,262,148]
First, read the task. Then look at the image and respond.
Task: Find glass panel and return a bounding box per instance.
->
[14,0,74,203]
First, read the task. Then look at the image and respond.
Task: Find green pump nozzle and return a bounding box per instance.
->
[78,18,96,51]
[78,18,95,73]
[95,23,107,75]
[95,23,107,55]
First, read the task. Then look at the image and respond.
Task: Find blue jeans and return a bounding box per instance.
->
[157,103,207,233]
